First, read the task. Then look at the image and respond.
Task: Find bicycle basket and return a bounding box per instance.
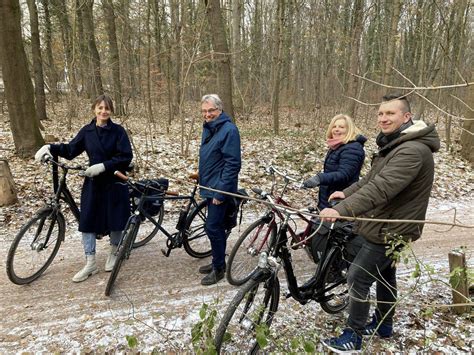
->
[129,178,169,216]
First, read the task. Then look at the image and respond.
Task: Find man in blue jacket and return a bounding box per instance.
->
[198,94,241,286]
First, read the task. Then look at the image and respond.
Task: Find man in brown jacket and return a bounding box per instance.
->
[320,94,440,352]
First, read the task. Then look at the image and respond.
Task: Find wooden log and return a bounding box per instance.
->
[0,159,18,206]
[448,250,471,314]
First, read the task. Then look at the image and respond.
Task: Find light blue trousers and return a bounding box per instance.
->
[82,231,122,255]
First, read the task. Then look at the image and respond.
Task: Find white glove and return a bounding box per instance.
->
[34,145,52,163]
[84,163,106,177]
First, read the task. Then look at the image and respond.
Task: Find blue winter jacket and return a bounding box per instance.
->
[198,112,241,201]
[50,118,133,233]
[318,135,366,209]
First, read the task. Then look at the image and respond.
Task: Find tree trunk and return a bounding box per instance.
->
[26,0,48,121]
[271,0,285,135]
[231,0,242,111]
[345,0,364,117]
[82,0,103,99]
[40,0,59,102]
[103,0,125,115]
[383,0,402,85]
[0,160,18,206]
[0,0,45,157]
[204,0,234,119]
[460,88,474,163]
[50,0,78,119]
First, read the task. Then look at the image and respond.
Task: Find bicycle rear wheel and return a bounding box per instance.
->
[226,217,277,286]
[215,276,280,353]
[7,208,65,285]
[319,247,349,314]
[182,200,212,258]
[105,220,138,296]
[132,204,164,248]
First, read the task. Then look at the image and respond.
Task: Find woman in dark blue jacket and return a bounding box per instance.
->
[35,95,133,282]
[303,114,366,210]
[198,94,241,286]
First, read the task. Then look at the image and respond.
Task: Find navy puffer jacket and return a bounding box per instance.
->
[318,135,366,209]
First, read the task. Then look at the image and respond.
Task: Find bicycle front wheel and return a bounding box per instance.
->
[105,220,138,296]
[7,208,65,285]
[227,217,277,286]
[183,200,212,258]
[215,276,280,353]
[319,247,349,314]
[132,204,164,248]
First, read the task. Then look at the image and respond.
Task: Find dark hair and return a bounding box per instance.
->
[91,94,114,113]
[382,93,411,113]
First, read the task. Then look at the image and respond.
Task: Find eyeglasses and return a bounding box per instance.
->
[201,108,219,115]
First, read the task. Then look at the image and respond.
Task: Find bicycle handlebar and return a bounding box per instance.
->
[46,157,84,171]
[264,165,298,182]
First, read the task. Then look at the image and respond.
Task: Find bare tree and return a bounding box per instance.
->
[81,0,103,98]
[26,0,48,121]
[0,0,44,156]
[40,0,59,102]
[270,0,285,134]
[103,0,125,115]
[204,0,234,119]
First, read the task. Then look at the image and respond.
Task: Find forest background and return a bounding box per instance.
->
[0,0,473,352]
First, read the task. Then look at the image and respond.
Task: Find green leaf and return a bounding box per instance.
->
[125,335,138,348]
[200,303,208,320]
[304,340,315,352]
[256,332,268,348]
[223,332,232,343]
[290,337,299,349]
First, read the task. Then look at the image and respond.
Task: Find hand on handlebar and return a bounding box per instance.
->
[34,145,53,163]
[302,174,320,188]
[328,191,345,201]
[319,208,340,223]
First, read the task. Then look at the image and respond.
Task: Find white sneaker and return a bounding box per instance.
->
[105,244,118,272]
[72,255,99,282]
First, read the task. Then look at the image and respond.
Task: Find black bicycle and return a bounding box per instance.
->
[6,159,84,285]
[215,207,356,353]
[6,158,164,285]
[105,171,214,296]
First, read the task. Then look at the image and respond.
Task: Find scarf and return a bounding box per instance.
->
[326,137,345,150]
[376,120,413,148]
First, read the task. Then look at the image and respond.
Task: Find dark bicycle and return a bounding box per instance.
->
[226,165,317,286]
[105,171,214,296]
[6,158,164,285]
[215,206,356,353]
[6,159,84,285]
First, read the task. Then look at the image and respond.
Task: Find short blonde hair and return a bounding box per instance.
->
[326,114,361,144]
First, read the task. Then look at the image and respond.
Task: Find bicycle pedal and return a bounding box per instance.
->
[161,248,171,257]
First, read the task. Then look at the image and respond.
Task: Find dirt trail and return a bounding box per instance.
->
[0,199,472,352]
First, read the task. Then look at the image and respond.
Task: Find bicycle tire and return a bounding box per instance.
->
[319,247,349,314]
[132,204,164,248]
[105,221,138,296]
[182,200,212,258]
[226,217,277,286]
[7,208,65,285]
[215,276,280,353]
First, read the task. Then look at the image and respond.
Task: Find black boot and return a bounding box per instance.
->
[201,269,225,286]
[198,263,213,274]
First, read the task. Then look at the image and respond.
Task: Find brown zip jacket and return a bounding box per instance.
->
[333,121,440,244]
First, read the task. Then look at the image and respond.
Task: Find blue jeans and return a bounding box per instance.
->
[82,231,122,255]
[346,235,397,332]
[205,198,229,270]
